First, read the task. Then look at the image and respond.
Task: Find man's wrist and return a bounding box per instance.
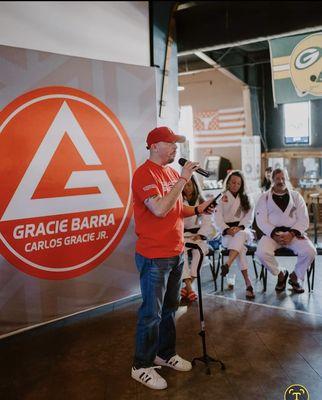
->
[179,176,188,184]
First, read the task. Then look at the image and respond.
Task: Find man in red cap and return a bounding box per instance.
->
[131,126,215,390]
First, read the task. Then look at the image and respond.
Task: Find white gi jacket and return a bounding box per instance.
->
[183,198,213,238]
[255,189,309,237]
[213,190,254,237]
[182,199,213,279]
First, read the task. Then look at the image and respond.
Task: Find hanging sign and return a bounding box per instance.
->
[269,31,322,104]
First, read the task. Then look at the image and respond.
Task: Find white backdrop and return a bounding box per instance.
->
[0,1,150,66]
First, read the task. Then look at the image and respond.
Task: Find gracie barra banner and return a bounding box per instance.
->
[0,44,157,336]
[269,31,322,105]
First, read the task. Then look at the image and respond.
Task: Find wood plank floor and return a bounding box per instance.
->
[1,253,322,400]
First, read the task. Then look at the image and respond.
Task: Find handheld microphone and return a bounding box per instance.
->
[178,158,210,178]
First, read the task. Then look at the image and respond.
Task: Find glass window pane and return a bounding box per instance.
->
[284,102,310,144]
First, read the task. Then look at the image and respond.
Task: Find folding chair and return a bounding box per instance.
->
[207,237,221,291]
[259,247,316,292]
[216,243,259,291]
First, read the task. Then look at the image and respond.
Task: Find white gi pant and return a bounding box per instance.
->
[222,230,251,271]
[182,235,209,280]
[256,236,316,281]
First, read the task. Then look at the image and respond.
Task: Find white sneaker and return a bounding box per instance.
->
[131,366,167,390]
[154,354,192,372]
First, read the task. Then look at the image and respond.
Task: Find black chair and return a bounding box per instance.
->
[206,245,218,291]
[311,194,321,245]
[207,237,221,291]
[259,247,316,292]
[216,243,259,291]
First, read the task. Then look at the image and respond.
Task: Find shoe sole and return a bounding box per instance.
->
[154,360,192,372]
[288,279,305,293]
[289,286,305,294]
[131,373,167,390]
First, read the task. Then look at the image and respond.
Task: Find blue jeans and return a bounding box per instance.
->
[133,252,184,368]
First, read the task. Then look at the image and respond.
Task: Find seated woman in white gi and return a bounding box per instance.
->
[255,168,316,293]
[213,170,255,299]
[181,175,213,302]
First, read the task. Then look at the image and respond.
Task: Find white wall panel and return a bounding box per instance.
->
[0,1,150,66]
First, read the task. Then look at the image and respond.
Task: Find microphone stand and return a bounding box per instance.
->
[185,242,226,375]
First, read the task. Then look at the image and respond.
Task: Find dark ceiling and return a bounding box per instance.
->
[175,1,322,76]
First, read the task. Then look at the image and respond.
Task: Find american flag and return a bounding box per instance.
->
[193,107,246,148]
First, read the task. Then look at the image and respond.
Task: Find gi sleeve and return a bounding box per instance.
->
[255,193,276,237]
[213,200,230,235]
[290,192,309,235]
[239,202,254,229]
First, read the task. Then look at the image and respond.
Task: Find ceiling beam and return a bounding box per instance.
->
[177,2,199,11]
[178,25,322,57]
[180,52,249,85]
[194,51,217,66]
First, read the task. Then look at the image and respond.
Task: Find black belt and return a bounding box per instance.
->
[274,226,290,232]
[226,221,240,227]
[184,228,199,234]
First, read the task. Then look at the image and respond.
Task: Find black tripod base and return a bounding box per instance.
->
[192,354,226,375]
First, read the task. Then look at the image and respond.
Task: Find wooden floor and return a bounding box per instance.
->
[1,252,322,399]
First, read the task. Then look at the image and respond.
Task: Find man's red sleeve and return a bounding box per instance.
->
[132,170,160,203]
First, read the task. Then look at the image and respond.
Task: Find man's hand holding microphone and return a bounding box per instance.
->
[179,158,217,215]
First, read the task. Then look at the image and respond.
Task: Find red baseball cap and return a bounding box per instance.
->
[146,126,186,149]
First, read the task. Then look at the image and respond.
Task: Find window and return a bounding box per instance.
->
[283,102,310,145]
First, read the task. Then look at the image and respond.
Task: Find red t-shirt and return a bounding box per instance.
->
[132,159,184,258]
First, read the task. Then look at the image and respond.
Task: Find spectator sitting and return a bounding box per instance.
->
[255,168,316,294]
[213,170,255,300]
[181,175,213,302]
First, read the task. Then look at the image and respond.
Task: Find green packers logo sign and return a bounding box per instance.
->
[290,33,322,96]
[269,31,322,104]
